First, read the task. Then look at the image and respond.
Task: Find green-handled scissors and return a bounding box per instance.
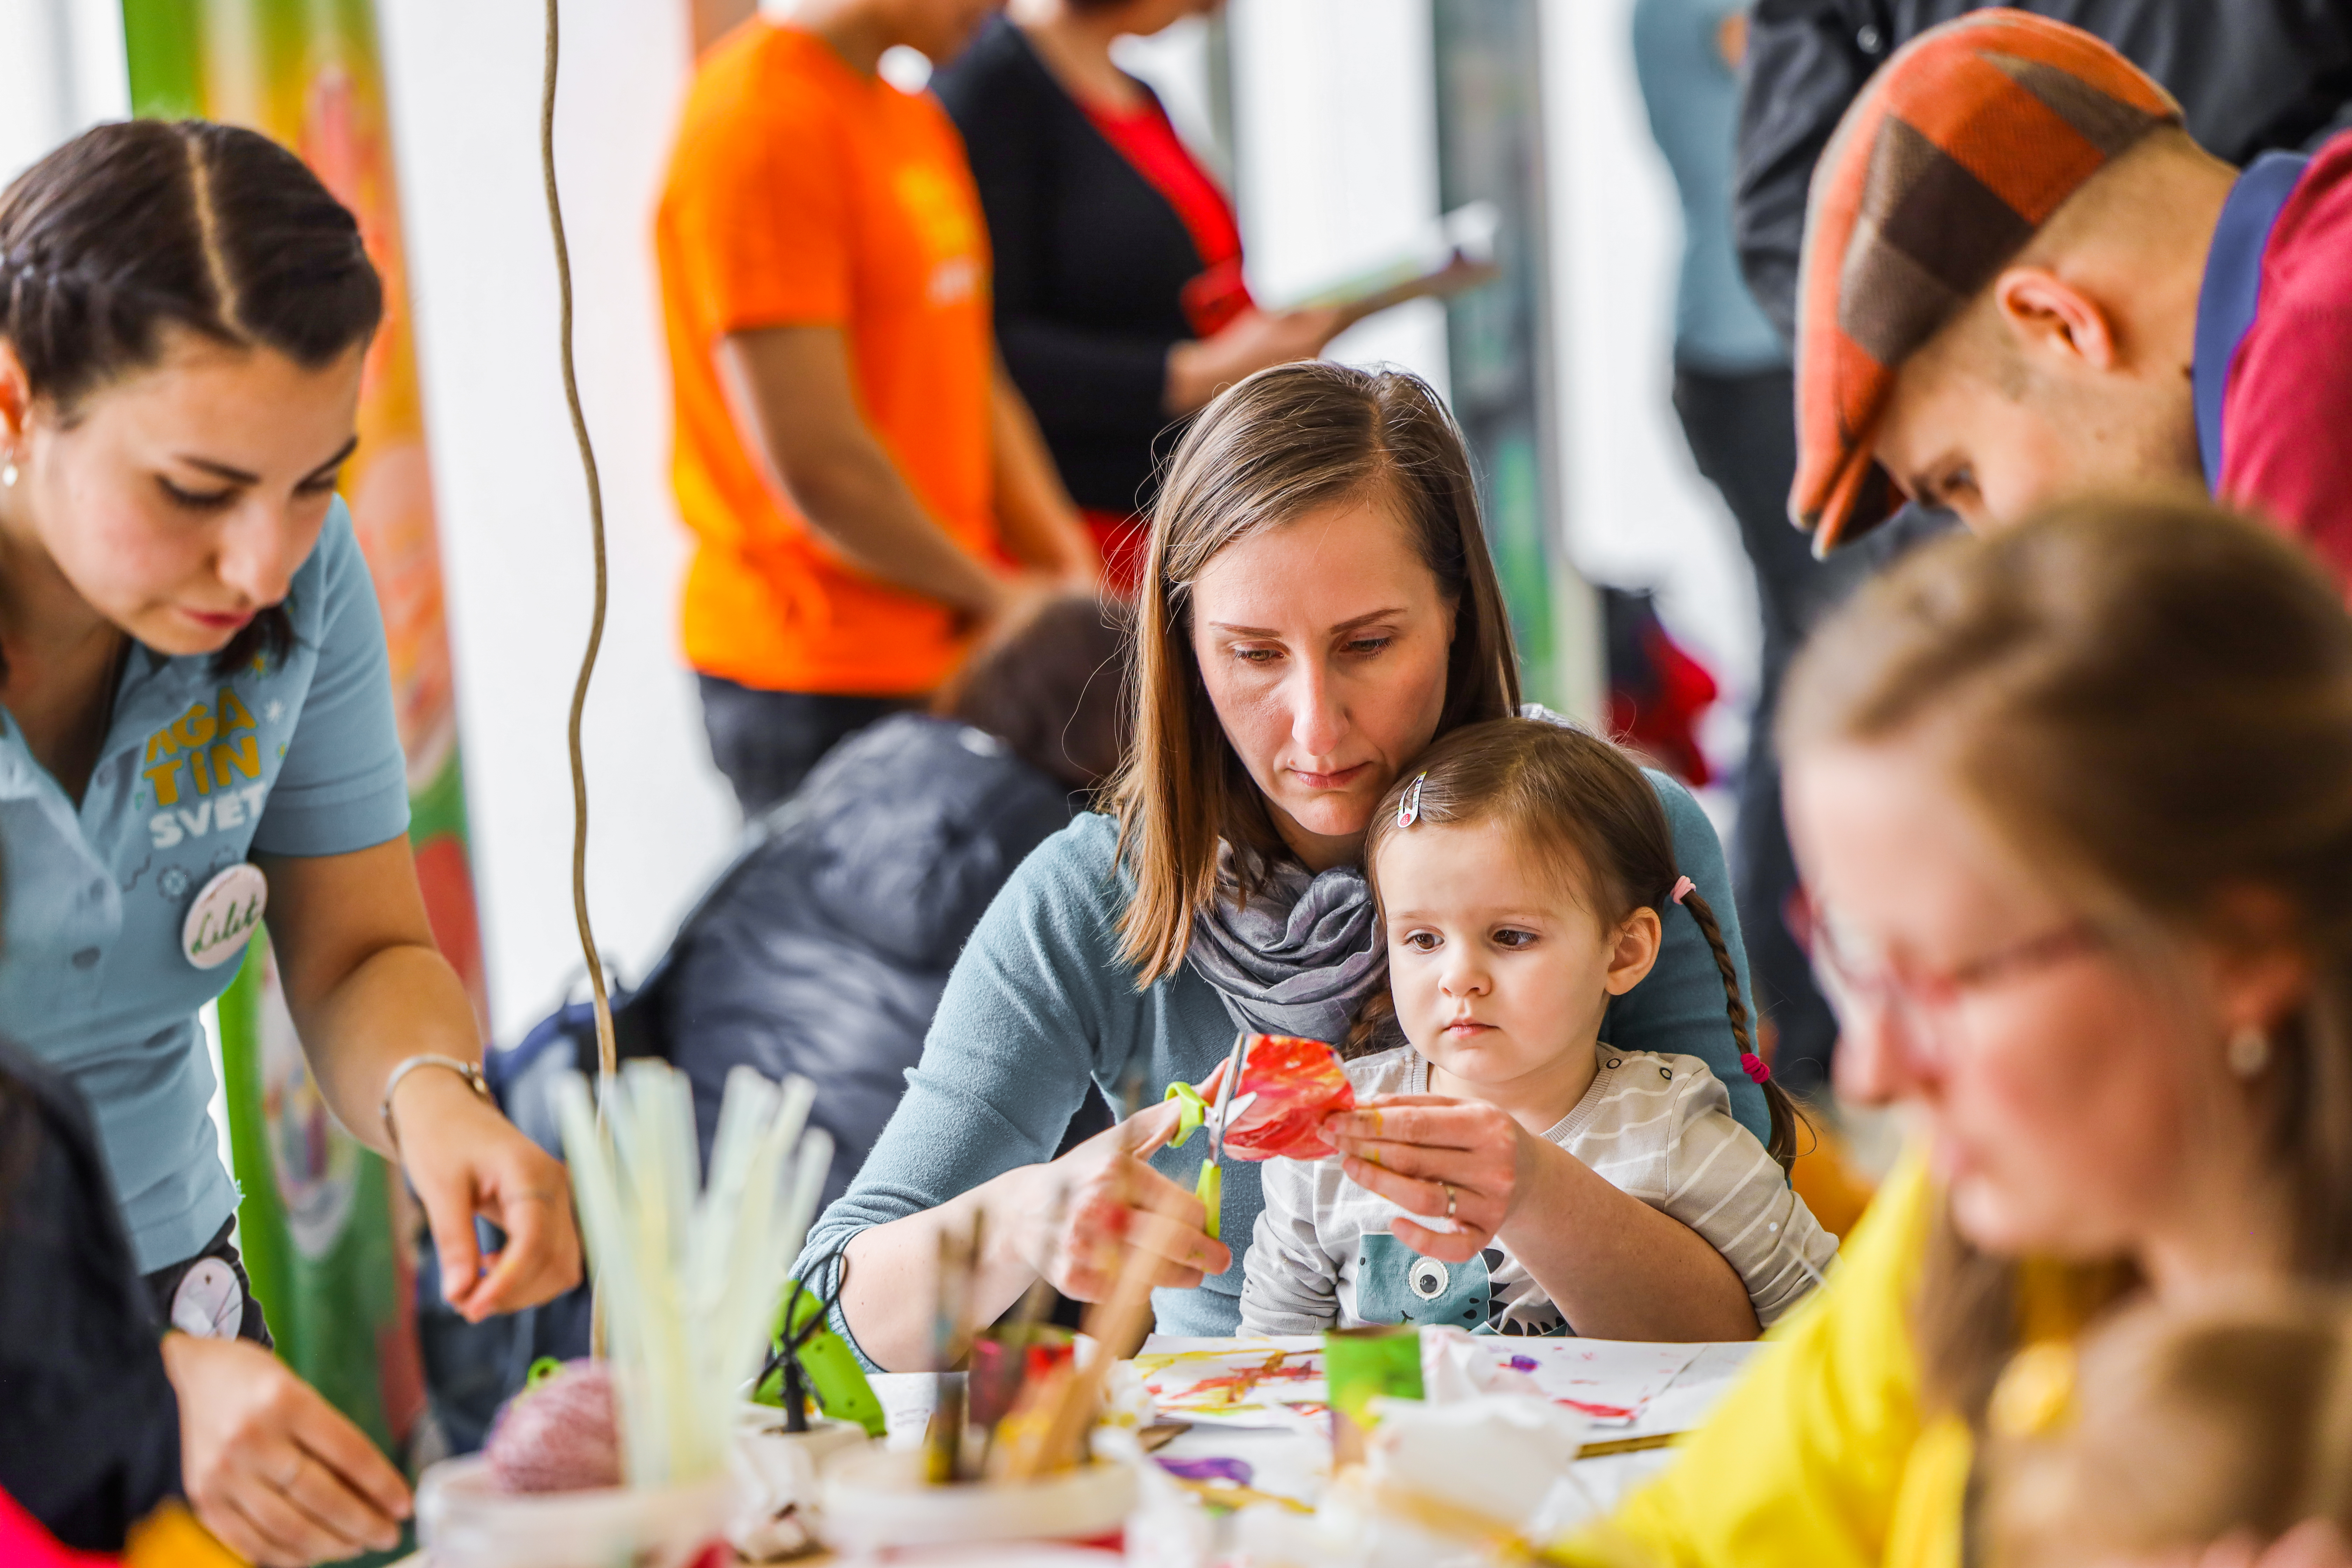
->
[1166,1030,1252,1242]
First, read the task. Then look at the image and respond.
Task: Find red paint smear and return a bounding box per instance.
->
[1151,1352,1322,1408]
[1556,1398,1638,1420]
[1222,1035,1357,1162]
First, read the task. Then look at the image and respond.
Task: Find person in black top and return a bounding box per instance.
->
[1734,0,2352,348]
[935,2,1342,584]
[0,1043,182,1553]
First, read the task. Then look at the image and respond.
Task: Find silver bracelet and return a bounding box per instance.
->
[380,1054,491,1160]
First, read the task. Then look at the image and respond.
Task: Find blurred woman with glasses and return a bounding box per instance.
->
[1552,494,2352,1568]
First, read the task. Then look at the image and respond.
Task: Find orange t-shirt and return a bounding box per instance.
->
[657,23,997,695]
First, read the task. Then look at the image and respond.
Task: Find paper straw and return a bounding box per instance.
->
[550,1061,833,1489]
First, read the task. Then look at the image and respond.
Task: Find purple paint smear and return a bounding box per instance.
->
[1507,1355,1540,1373]
[1157,1456,1255,1486]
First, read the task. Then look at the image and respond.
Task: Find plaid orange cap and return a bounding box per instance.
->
[1790,11,2182,552]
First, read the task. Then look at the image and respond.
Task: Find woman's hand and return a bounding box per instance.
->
[259,840,585,1319]
[838,1067,1236,1370]
[1013,1070,1235,1301]
[391,1065,582,1321]
[161,1332,411,1567]
[1165,307,1346,414]
[1326,1093,1541,1260]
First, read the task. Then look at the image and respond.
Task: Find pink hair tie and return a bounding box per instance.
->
[1740,1052,1773,1085]
[1669,875,1696,905]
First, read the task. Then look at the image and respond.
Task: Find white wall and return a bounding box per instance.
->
[1543,0,1760,775]
[1225,0,1451,390]
[379,2,740,1041]
[0,0,126,186]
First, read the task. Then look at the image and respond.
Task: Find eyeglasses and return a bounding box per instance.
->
[1791,889,2103,1066]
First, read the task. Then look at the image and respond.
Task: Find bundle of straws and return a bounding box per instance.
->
[551,1061,833,1490]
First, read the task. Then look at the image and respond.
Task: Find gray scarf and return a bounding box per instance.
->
[1183,707,1576,1042]
[1185,846,1386,1041]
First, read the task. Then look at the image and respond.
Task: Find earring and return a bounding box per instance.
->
[2227,1024,2272,1079]
[1,454,16,488]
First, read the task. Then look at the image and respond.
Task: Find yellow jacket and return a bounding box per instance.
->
[1559,1152,1974,1568]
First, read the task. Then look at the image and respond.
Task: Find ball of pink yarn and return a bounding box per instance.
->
[484,1359,624,1494]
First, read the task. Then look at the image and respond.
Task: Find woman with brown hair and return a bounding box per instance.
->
[797,361,1779,1369]
[1552,495,2352,1568]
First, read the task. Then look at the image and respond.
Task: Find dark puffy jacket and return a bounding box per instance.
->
[1736,0,2352,342]
[659,712,1081,1211]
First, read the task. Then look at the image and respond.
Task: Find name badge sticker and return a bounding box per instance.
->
[184,862,267,970]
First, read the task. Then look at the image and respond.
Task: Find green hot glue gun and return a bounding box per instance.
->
[1165,1030,1253,1243]
[754,1278,887,1437]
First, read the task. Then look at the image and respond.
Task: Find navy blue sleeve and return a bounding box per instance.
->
[1734,0,1878,344]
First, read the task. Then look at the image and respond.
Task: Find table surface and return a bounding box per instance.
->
[398,1337,1760,1564]
[1143,1339,1758,1517]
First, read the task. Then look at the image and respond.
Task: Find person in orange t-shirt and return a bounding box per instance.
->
[658,0,1097,814]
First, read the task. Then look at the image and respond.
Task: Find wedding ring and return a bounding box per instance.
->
[1442,1183,1457,1222]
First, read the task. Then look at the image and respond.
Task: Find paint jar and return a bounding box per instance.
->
[969,1327,1076,1430]
[816,1444,1137,1554]
[734,1408,869,1559]
[414,1455,737,1568]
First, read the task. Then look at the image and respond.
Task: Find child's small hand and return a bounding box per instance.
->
[1326,1093,1542,1262]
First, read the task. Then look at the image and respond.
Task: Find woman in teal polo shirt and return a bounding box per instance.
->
[0,123,580,1564]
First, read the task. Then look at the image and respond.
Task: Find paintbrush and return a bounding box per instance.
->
[922,1213,983,1484]
[1015,1106,1166,1478]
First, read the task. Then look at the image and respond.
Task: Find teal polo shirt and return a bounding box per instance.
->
[0,500,413,1271]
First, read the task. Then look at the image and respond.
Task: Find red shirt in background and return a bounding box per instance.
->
[1077,95,1253,590]
[2218,132,2352,581]
[1084,98,1252,337]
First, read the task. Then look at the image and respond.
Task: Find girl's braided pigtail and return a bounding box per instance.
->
[1675,881,1804,1172]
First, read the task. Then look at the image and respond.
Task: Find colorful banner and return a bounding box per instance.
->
[122,0,485,1475]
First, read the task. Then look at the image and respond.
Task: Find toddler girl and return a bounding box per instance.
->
[1240,718,1833,1337]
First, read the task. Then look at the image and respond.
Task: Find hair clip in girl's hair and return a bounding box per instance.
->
[1669,875,1696,905]
[1397,773,1427,829]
